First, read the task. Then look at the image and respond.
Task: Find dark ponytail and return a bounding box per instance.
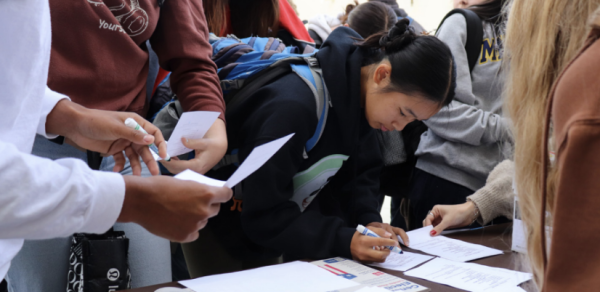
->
[359,18,456,107]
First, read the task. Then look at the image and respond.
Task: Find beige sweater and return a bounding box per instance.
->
[467,160,515,225]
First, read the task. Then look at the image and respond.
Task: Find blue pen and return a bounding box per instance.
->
[356,224,403,254]
[124,118,171,161]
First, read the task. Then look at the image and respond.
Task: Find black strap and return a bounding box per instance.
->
[86,151,103,171]
[438,9,483,72]
[1,279,7,292]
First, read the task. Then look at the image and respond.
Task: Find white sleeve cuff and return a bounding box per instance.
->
[37,86,69,139]
[79,171,126,234]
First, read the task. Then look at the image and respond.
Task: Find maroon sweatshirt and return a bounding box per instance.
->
[47,0,225,119]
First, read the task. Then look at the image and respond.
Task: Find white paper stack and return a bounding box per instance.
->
[179,261,358,292]
[404,258,531,292]
[402,225,503,262]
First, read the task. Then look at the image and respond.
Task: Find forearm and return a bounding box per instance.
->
[0,142,124,239]
[467,160,515,224]
[150,0,225,119]
[242,205,354,259]
[424,101,510,146]
[45,99,87,138]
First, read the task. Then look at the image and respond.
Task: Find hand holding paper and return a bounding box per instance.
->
[175,134,295,189]
[150,111,220,161]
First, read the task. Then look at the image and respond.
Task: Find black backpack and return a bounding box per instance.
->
[437,8,484,72]
[379,9,483,199]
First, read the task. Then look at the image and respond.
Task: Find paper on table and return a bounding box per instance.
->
[369,252,434,272]
[166,111,220,157]
[354,287,391,292]
[179,261,358,292]
[404,226,503,262]
[174,134,294,188]
[404,258,531,292]
[476,284,528,292]
[311,257,429,292]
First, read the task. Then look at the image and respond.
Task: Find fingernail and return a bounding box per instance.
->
[430,230,437,236]
[384,232,392,237]
[143,135,153,143]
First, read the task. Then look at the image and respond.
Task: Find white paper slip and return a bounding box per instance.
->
[174,134,294,188]
[369,252,434,272]
[174,169,226,187]
[405,226,503,262]
[179,261,358,292]
[404,258,532,292]
[166,111,220,157]
[225,133,294,188]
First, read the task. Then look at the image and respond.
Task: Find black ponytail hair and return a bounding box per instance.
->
[359,18,456,107]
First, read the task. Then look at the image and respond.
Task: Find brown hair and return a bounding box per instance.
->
[342,1,398,38]
[203,0,280,37]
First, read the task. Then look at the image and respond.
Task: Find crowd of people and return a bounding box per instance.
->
[1,0,600,291]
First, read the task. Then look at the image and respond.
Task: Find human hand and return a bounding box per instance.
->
[160,119,228,174]
[119,175,233,242]
[422,201,477,236]
[350,226,398,263]
[46,100,167,175]
[366,222,410,246]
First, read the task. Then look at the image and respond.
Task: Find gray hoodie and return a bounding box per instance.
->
[415,13,511,191]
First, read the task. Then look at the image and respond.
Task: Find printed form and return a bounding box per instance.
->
[369,252,434,272]
[402,226,503,262]
[311,257,429,292]
[404,258,531,292]
[175,134,294,188]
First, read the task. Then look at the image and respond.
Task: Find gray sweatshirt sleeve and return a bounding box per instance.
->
[427,14,509,146]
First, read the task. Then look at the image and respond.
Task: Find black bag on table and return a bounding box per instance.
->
[66,151,131,292]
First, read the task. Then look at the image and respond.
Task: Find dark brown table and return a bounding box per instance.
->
[126,223,531,292]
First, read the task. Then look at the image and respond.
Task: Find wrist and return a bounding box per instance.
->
[465,200,480,224]
[46,99,85,138]
[119,176,146,223]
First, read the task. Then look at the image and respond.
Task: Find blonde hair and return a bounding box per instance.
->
[504,0,600,289]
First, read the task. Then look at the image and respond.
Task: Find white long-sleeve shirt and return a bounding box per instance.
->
[0,0,125,279]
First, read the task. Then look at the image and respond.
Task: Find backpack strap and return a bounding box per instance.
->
[214,56,331,174]
[289,56,330,153]
[437,9,483,72]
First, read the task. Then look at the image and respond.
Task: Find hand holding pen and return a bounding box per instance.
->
[125,118,171,161]
[350,224,405,263]
[45,100,167,175]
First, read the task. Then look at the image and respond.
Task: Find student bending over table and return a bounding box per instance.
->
[179,19,457,277]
